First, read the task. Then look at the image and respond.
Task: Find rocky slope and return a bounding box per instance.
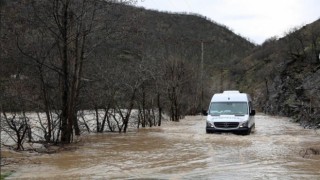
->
[237,19,320,128]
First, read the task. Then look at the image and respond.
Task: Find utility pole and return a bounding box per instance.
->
[200,41,204,112]
[200,39,215,113]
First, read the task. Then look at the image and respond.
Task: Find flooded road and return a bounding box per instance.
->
[3,114,320,179]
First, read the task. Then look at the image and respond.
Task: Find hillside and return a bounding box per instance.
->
[1,0,255,117]
[237,19,320,127]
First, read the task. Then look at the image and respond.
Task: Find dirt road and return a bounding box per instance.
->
[2,114,320,179]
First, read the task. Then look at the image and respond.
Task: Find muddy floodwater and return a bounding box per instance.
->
[2,114,320,179]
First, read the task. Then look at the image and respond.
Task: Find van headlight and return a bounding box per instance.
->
[207,121,213,127]
[240,121,248,127]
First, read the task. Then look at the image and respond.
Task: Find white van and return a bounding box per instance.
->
[206,90,255,135]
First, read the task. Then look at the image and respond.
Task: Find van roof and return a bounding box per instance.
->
[211,90,251,102]
[223,90,240,94]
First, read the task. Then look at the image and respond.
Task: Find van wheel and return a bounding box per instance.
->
[206,129,212,134]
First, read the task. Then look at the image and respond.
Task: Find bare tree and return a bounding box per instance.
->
[0,78,31,150]
[163,56,194,121]
[285,27,308,62]
[1,111,29,150]
[13,0,138,143]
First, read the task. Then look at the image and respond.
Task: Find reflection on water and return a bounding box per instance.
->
[4,115,320,179]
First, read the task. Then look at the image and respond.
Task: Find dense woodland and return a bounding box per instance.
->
[0,0,319,149]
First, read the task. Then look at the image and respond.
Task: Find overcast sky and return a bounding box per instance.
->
[135,0,320,44]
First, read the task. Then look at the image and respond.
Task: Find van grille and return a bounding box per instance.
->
[214,122,239,128]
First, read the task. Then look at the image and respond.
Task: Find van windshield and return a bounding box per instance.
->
[209,102,248,115]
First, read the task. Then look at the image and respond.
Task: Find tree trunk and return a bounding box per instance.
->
[142,85,146,127]
[60,0,71,144]
[95,107,100,133]
[39,67,52,142]
[157,93,162,126]
[123,88,136,133]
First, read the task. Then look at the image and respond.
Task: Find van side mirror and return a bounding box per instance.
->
[202,110,208,116]
[250,110,256,116]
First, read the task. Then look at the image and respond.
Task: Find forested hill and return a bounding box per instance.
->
[97,3,256,81]
[236,19,320,127]
[1,0,255,115]
[118,5,257,97]
[133,7,255,61]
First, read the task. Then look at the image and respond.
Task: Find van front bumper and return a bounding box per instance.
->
[206,126,250,133]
